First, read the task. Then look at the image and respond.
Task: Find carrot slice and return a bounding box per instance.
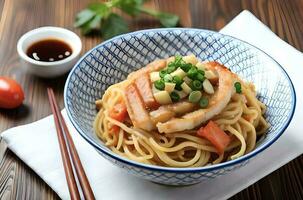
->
[109,101,128,134]
[109,102,127,122]
[197,121,231,154]
[108,125,120,134]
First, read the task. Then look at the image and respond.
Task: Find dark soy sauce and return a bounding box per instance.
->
[26,38,72,62]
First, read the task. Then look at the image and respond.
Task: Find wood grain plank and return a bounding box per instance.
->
[190,0,303,50]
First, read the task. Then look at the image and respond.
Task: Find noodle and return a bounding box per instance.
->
[93,58,269,168]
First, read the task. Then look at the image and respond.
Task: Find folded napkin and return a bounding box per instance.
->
[2,10,303,200]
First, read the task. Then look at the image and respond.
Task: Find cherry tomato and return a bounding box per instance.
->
[109,101,128,134]
[0,77,25,109]
[109,102,127,122]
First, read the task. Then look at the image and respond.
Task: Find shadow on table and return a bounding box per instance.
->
[0,104,31,120]
[35,73,68,92]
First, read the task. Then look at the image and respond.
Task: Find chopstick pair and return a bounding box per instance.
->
[47,88,95,200]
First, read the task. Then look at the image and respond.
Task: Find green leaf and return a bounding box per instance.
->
[74,9,96,27]
[80,15,102,35]
[101,13,128,39]
[89,15,102,29]
[80,23,93,35]
[116,0,144,16]
[138,7,179,27]
[74,1,180,39]
[156,12,179,27]
[88,2,110,17]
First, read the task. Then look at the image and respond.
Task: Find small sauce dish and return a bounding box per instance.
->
[17,26,82,78]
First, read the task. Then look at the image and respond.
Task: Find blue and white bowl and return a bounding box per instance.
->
[64,28,296,186]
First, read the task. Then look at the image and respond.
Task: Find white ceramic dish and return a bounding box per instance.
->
[17,26,82,78]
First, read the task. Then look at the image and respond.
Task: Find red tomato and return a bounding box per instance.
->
[0,77,24,109]
[109,102,127,122]
[108,125,120,134]
[109,101,128,134]
[197,121,231,154]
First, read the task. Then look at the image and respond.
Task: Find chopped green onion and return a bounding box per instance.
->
[167,65,176,73]
[199,97,209,108]
[197,69,205,75]
[167,55,185,70]
[154,80,165,90]
[159,70,167,78]
[234,82,242,93]
[188,91,202,103]
[172,76,183,85]
[163,74,173,82]
[175,84,183,91]
[174,55,183,63]
[187,67,198,79]
[170,91,180,102]
[191,80,202,90]
[180,63,192,72]
[168,61,175,67]
[196,73,205,82]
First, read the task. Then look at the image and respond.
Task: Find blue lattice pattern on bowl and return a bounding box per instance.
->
[64,28,296,185]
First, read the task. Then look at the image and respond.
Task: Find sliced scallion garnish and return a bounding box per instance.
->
[188,91,202,103]
[163,74,173,82]
[170,91,180,102]
[187,67,198,79]
[191,80,202,90]
[234,82,242,93]
[172,75,183,85]
[199,97,209,108]
[159,70,167,78]
[154,80,165,90]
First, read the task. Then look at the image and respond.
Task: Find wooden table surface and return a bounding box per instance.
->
[0,0,302,199]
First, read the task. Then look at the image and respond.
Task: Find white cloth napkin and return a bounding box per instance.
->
[1,10,303,200]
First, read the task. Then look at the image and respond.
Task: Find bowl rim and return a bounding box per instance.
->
[64,28,296,173]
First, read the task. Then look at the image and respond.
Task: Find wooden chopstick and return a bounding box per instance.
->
[47,88,81,200]
[48,88,95,200]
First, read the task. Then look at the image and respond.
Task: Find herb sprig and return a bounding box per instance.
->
[74,0,179,39]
